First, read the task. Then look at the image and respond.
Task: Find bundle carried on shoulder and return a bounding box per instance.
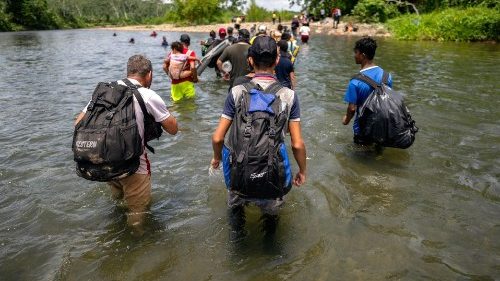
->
[353,72,418,149]
[72,79,162,182]
[222,81,292,199]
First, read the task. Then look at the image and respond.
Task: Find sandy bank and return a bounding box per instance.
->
[102,18,391,38]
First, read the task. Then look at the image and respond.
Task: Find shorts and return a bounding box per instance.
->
[108,173,151,226]
[301,35,309,43]
[227,191,285,215]
[171,81,196,102]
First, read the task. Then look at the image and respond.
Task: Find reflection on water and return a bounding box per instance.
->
[0,29,499,280]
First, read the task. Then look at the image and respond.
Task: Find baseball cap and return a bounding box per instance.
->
[248,36,277,59]
[258,25,267,33]
[180,34,190,45]
[219,27,227,36]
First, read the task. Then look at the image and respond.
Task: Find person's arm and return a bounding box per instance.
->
[211,117,232,169]
[290,71,296,90]
[288,121,306,186]
[161,115,178,135]
[162,57,170,74]
[74,112,85,126]
[217,49,231,81]
[342,103,356,125]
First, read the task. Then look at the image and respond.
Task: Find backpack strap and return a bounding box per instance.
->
[382,71,390,85]
[235,81,256,165]
[264,81,284,95]
[351,73,380,89]
[122,79,157,154]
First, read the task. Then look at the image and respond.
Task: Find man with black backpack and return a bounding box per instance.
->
[210,36,307,236]
[73,55,178,230]
[343,37,417,148]
[343,37,393,145]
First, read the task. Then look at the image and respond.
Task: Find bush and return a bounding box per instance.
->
[353,0,400,23]
[387,7,500,41]
[246,0,271,22]
[0,2,13,31]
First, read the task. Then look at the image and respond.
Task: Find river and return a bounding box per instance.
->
[0,29,499,281]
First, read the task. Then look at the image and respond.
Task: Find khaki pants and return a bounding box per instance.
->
[108,173,151,227]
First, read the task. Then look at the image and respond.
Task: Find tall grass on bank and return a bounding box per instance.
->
[387,7,500,41]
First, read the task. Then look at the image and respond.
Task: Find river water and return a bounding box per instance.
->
[0,29,499,281]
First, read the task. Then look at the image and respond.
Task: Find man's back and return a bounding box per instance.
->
[275,54,294,89]
[218,43,250,87]
[344,66,392,134]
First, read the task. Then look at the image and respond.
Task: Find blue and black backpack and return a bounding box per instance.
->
[222,81,292,199]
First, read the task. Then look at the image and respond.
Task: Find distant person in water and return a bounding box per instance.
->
[227,26,237,43]
[299,22,310,44]
[150,31,157,37]
[113,33,117,37]
[275,40,296,89]
[200,30,216,56]
[342,37,392,145]
[129,38,135,44]
[162,36,169,47]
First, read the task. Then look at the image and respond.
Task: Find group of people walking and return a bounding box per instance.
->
[74,19,395,237]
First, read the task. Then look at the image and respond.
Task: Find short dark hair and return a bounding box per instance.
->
[209,30,216,38]
[354,37,377,60]
[281,32,291,41]
[227,26,234,35]
[127,55,152,77]
[277,40,288,52]
[180,34,190,46]
[171,41,183,52]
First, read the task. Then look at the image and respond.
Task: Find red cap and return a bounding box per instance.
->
[219,28,227,36]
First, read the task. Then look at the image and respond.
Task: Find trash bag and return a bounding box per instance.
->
[354,72,418,149]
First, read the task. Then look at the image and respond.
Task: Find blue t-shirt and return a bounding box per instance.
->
[344,66,392,135]
[275,54,294,89]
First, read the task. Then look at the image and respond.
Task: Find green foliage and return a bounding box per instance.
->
[387,6,500,41]
[0,1,13,31]
[246,0,271,22]
[352,0,400,23]
[169,0,222,25]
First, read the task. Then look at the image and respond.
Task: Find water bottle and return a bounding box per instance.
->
[222,61,232,73]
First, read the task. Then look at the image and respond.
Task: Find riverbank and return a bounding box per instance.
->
[101,18,391,37]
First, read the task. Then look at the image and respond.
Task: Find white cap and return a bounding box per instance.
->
[258,25,267,32]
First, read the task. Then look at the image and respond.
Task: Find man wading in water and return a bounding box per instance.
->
[74,55,178,233]
[342,37,392,145]
[211,36,307,239]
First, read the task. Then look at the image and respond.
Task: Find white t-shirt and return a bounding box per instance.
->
[299,26,310,36]
[82,78,170,174]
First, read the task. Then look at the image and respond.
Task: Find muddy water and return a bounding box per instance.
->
[0,29,498,280]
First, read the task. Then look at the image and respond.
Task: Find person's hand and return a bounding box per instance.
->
[293,171,306,186]
[211,158,220,169]
[342,115,349,125]
[223,72,230,81]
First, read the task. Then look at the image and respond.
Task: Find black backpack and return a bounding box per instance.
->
[72,79,162,182]
[352,72,418,149]
[222,81,293,199]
